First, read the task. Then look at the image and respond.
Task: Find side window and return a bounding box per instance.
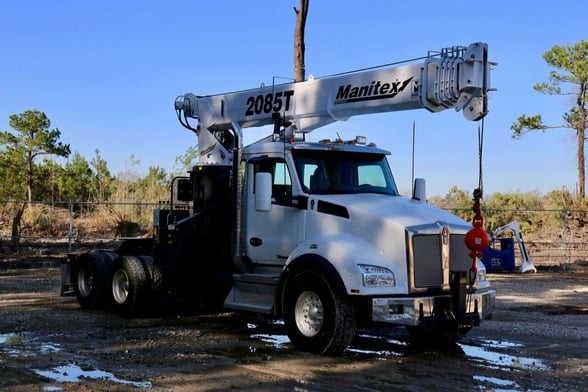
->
[273,161,291,186]
[254,158,292,205]
[301,163,318,192]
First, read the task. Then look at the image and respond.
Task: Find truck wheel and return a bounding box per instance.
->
[73,252,110,309]
[284,270,356,355]
[111,256,149,315]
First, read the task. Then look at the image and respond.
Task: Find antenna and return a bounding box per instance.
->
[411,121,416,185]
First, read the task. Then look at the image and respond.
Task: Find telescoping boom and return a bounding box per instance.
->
[176,42,492,164]
[178,43,491,130]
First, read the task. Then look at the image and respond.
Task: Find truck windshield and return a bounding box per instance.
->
[293,150,399,195]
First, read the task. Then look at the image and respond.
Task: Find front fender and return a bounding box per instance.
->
[285,233,407,296]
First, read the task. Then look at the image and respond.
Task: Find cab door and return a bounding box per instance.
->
[245,157,304,266]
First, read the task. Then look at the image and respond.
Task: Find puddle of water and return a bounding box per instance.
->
[345,347,400,357]
[248,320,290,349]
[478,338,524,349]
[34,364,152,388]
[40,343,61,354]
[250,333,290,348]
[0,332,61,357]
[473,375,520,391]
[0,333,24,345]
[2,333,151,388]
[246,324,548,376]
[459,342,549,371]
[347,333,405,357]
[249,330,404,358]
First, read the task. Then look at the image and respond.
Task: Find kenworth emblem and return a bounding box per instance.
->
[442,226,449,245]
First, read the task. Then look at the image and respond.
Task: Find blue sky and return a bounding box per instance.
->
[1,0,586,197]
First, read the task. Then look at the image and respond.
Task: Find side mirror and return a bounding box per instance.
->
[412,178,426,202]
[255,172,272,211]
[176,178,193,202]
[169,176,193,209]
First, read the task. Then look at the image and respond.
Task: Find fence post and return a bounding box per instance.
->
[68,201,73,254]
[562,208,568,265]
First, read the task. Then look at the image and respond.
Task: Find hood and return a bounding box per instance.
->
[315,193,471,232]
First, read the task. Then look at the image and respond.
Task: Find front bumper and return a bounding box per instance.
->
[371,289,496,326]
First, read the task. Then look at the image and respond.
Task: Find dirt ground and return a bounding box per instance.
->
[0,263,586,392]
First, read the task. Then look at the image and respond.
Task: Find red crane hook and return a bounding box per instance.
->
[464,188,489,280]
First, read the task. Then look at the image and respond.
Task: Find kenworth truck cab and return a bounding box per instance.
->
[63,42,496,354]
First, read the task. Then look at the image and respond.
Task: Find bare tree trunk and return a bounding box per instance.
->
[578,129,585,199]
[576,83,586,199]
[293,0,309,82]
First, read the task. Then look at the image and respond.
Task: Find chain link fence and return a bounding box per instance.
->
[1,200,587,268]
[0,200,158,260]
[450,206,587,267]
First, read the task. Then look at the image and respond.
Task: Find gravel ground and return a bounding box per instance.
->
[0,265,586,391]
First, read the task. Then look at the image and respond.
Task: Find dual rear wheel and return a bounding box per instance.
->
[73,252,150,315]
[73,251,116,309]
[111,256,149,314]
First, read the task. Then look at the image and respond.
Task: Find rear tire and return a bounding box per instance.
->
[73,252,110,309]
[111,255,149,315]
[284,270,356,355]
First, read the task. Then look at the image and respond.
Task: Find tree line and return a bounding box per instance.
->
[0,110,197,244]
[0,109,584,243]
[0,110,196,205]
[1,39,586,243]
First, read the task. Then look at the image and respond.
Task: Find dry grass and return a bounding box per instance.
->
[1,204,147,239]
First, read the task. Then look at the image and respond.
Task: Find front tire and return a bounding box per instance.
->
[111,255,149,315]
[284,270,356,355]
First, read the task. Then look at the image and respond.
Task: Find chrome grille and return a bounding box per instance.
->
[412,235,442,288]
[411,232,471,289]
[450,234,471,272]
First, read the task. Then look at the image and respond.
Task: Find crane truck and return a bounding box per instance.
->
[63,42,496,354]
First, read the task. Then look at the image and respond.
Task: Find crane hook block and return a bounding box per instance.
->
[465,227,490,252]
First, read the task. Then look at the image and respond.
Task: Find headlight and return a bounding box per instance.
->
[477,260,488,282]
[477,268,487,282]
[358,264,395,287]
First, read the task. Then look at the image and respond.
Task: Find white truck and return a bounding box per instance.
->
[63,42,496,354]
